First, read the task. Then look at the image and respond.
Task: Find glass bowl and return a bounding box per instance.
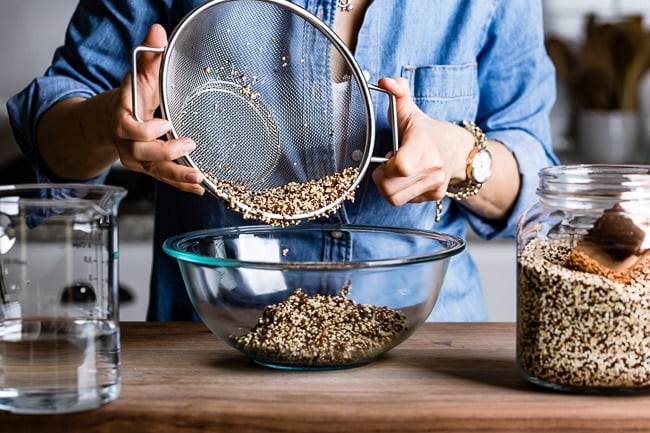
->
[163,224,464,370]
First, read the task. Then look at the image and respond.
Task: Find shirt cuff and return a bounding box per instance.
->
[7,76,106,184]
[461,128,560,240]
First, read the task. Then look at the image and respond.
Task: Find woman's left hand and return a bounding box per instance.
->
[371,77,470,206]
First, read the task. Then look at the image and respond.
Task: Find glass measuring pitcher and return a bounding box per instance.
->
[0,184,127,414]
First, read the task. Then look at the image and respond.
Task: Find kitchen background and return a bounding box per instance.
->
[1,0,650,321]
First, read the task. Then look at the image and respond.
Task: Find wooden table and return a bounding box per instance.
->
[2,322,650,433]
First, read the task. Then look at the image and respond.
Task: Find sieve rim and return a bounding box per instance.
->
[159,0,376,218]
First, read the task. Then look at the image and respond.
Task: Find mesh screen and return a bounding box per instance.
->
[161,0,371,194]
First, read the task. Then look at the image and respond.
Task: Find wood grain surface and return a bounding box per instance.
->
[1,322,650,433]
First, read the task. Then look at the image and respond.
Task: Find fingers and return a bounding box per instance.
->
[373,77,451,206]
[117,135,205,197]
[141,23,168,59]
[134,24,167,119]
[119,135,196,164]
[377,76,431,179]
[115,128,205,196]
[372,162,446,206]
[377,77,420,135]
[144,161,205,195]
[115,23,167,137]
[382,142,429,178]
[108,25,205,195]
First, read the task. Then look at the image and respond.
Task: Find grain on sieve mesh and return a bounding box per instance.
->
[207,166,360,226]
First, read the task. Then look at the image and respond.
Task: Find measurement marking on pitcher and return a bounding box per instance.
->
[67,224,73,298]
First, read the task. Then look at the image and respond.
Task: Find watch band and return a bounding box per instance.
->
[446,120,489,200]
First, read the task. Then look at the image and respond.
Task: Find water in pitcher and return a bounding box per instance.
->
[0,318,120,414]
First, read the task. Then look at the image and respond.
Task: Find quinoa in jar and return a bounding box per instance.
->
[517,165,650,392]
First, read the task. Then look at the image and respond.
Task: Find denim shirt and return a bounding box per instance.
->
[7,0,558,321]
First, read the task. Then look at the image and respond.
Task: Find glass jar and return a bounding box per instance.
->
[517,165,650,392]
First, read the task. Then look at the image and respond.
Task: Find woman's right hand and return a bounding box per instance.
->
[115,24,205,195]
[37,24,205,194]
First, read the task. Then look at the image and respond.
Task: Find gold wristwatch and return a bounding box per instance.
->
[446,120,492,200]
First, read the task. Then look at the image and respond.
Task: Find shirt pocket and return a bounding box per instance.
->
[402,63,479,121]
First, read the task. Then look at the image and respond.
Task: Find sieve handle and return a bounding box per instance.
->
[367,84,399,163]
[131,45,166,123]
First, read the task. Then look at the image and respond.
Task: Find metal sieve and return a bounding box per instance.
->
[132,0,397,223]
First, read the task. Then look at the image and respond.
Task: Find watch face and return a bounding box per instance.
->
[471,149,492,184]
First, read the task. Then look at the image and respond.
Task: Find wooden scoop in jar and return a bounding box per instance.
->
[565,203,650,284]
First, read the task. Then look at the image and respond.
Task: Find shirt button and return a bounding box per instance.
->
[362,70,371,81]
[330,231,344,239]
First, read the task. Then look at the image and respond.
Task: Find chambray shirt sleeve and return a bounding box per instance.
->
[6,1,172,183]
[461,0,560,240]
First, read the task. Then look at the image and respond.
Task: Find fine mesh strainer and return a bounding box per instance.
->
[132,0,398,223]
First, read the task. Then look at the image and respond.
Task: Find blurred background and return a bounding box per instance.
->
[1,0,649,321]
[0,1,153,320]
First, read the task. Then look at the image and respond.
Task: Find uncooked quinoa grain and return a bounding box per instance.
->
[233,286,408,366]
[207,167,359,226]
[518,238,650,388]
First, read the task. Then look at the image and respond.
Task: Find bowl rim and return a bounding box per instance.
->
[162,224,465,269]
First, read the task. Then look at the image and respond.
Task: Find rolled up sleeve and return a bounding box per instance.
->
[7,77,97,183]
[5,0,169,184]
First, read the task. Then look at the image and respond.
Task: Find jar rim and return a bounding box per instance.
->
[538,164,650,201]
[540,164,650,178]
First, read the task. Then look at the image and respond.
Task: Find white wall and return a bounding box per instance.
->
[0,0,78,162]
[0,1,77,99]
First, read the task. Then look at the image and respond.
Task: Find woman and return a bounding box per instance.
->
[7,0,558,321]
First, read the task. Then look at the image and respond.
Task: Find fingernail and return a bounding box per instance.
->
[181,140,197,154]
[185,171,203,183]
[154,120,172,136]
